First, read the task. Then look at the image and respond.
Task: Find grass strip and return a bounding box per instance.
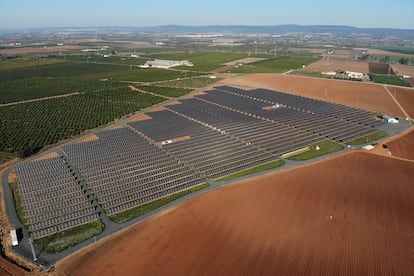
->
[287,141,344,161]
[34,220,105,254]
[346,131,388,145]
[110,183,209,223]
[217,160,285,182]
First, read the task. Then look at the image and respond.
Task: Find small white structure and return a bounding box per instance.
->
[346,71,364,79]
[10,229,18,246]
[161,140,173,145]
[362,145,375,151]
[315,145,321,151]
[81,48,100,52]
[322,71,337,77]
[140,59,193,69]
[383,115,399,124]
[103,54,110,58]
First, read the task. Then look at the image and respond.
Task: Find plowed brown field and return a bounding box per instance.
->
[57,151,414,275]
[391,64,414,78]
[388,128,414,160]
[387,86,414,118]
[223,74,405,116]
[0,257,26,276]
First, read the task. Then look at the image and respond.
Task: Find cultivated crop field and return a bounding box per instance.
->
[149,52,249,71]
[0,88,164,153]
[371,75,411,87]
[0,57,213,158]
[136,85,192,97]
[230,56,318,73]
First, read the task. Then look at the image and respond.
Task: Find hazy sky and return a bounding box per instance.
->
[1,0,413,29]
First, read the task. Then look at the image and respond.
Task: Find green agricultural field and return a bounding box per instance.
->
[149,52,248,71]
[371,75,411,87]
[346,131,388,145]
[110,183,209,223]
[373,46,414,55]
[59,55,148,66]
[34,220,105,253]
[109,68,204,82]
[0,59,66,70]
[153,76,222,88]
[137,85,192,97]
[230,56,318,73]
[217,160,285,182]
[0,88,165,154]
[0,61,128,80]
[0,59,205,103]
[0,151,16,163]
[287,141,344,161]
[0,78,124,104]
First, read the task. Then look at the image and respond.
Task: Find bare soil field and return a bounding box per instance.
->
[57,151,414,275]
[223,74,405,116]
[323,50,351,59]
[391,64,414,78]
[387,128,414,160]
[301,58,369,74]
[0,257,26,276]
[74,135,99,144]
[386,86,414,118]
[126,113,152,123]
[0,46,83,55]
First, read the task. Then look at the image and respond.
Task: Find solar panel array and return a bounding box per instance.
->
[196,86,382,143]
[128,110,279,179]
[13,85,385,240]
[62,127,205,216]
[167,98,324,155]
[15,157,99,239]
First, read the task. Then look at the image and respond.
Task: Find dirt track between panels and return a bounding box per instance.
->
[57,151,414,275]
[223,74,412,117]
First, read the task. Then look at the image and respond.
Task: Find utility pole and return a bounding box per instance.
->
[28,238,37,261]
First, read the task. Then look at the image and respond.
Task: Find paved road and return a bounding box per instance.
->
[1,114,412,269]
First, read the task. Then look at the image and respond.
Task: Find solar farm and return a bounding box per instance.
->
[12,85,385,244]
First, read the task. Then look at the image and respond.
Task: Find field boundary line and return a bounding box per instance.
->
[128,85,171,99]
[0,92,83,107]
[382,85,411,119]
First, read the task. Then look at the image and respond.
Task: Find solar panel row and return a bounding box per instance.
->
[197,87,382,143]
[15,157,99,240]
[62,127,206,216]
[128,110,279,180]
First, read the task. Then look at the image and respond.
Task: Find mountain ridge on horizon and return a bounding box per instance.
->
[1,24,414,39]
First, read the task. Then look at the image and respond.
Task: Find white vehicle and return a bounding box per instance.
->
[10,229,18,246]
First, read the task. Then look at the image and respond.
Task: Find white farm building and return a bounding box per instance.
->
[140,59,193,69]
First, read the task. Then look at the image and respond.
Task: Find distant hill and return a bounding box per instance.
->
[1,25,414,39]
[143,24,414,38]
